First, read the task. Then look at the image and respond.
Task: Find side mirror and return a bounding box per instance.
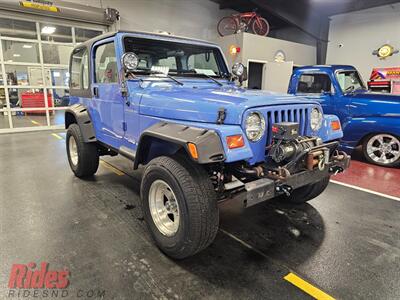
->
[231,63,248,86]
[121,52,139,72]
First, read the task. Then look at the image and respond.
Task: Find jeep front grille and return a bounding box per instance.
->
[264,107,309,145]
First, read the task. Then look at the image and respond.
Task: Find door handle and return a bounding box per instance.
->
[93,87,99,98]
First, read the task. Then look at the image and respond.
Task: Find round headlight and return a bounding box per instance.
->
[232,63,244,77]
[121,52,139,71]
[245,112,265,142]
[310,107,323,131]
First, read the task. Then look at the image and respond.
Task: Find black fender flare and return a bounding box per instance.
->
[134,122,226,169]
[65,104,96,143]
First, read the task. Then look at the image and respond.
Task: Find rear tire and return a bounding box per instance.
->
[66,124,99,178]
[217,16,238,36]
[141,155,219,259]
[281,177,330,204]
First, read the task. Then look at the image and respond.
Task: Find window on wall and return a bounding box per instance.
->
[75,28,102,43]
[95,43,117,83]
[0,15,104,132]
[0,19,37,39]
[40,23,73,43]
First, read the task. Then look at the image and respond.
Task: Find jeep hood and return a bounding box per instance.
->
[137,84,319,125]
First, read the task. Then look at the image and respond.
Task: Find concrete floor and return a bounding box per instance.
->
[0,131,399,299]
[0,110,65,129]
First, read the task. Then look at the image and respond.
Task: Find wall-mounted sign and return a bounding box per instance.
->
[274,50,286,62]
[19,0,60,13]
[372,44,399,60]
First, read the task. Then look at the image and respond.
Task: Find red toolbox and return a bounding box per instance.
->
[21,91,53,114]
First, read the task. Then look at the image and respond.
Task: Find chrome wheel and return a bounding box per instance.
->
[366,134,400,165]
[68,136,79,166]
[148,179,180,237]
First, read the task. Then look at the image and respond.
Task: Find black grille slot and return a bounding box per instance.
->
[265,107,309,147]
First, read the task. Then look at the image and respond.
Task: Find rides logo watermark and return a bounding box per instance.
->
[6,262,105,298]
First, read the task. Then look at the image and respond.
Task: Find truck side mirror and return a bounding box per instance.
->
[232,63,248,86]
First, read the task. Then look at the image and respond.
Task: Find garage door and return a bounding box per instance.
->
[0,13,104,133]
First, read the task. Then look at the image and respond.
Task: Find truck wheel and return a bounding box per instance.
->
[281,177,330,204]
[362,133,400,167]
[141,155,219,259]
[66,124,99,178]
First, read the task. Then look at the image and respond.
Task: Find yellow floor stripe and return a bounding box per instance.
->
[51,133,63,140]
[284,273,335,300]
[31,120,40,125]
[100,160,125,176]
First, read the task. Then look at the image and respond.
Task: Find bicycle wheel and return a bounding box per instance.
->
[252,17,270,36]
[217,16,238,37]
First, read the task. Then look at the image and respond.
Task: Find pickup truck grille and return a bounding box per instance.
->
[264,106,310,145]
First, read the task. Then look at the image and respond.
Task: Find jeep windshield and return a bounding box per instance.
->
[124,36,229,79]
[336,70,367,93]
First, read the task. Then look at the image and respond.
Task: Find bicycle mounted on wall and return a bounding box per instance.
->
[217,9,270,37]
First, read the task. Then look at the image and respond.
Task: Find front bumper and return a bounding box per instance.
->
[234,151,350,208]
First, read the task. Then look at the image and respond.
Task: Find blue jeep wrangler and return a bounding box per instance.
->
[65,31,349,259]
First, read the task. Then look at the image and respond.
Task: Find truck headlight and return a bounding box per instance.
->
[310,108,323,131]
[245,112,265,142]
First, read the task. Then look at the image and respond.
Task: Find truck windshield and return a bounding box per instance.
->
[336,70,366,93]
[124,36,228,78]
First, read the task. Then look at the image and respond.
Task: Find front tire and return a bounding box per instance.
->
[66,124,99,178]
[281,177,330,204]
[141,155,219,259]
[362,133,400,167]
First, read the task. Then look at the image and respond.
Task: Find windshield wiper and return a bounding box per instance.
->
[134,70,184,86]
[185,72,223,86]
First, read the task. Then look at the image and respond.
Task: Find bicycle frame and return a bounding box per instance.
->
[233,12,262,28]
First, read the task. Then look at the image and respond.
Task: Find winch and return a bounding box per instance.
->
[268,122,325,169]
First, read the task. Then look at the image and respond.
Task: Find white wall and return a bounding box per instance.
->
[219,32,316,68]
[326,4,400,81]
[65,0,235,41]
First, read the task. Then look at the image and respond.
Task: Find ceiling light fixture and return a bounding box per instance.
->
[23,44,33,49]
[41,26,56,35]
[13,54,21,57]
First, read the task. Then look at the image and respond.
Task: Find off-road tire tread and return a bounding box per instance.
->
[66,124,99,178]
[142,155,219,259]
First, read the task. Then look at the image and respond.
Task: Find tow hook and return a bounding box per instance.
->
[276,184,293,196]
[329,166,344,175]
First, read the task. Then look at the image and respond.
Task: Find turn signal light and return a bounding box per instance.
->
[227,135,245,149]
[331,120,341,131]
[187,142,199,159]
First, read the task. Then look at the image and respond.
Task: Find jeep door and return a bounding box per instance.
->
[91,39,124,148]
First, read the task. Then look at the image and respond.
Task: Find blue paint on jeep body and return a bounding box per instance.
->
[69,32,343,165]
[288,65,400,153]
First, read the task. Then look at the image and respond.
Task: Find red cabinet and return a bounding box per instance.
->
[21,91,53,114]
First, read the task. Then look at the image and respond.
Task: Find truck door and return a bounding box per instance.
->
[294,73,334,114]
[91,39,124,148]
